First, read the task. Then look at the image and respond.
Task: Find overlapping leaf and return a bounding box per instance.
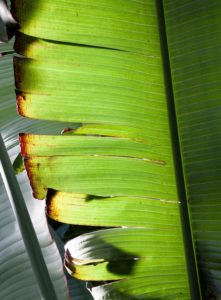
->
[164,1,221,297]
[0,41,91,299]
[12,1,192,299]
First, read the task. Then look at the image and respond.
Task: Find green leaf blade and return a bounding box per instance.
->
[164,0,221,297]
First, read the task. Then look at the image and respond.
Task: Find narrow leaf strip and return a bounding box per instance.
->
[20,133,168,163]
[25,155,176,200]
[11,0,159,54]
[47,190,180,228]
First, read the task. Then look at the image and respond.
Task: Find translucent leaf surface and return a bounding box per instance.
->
[11,0,221,299]
[0,41,91,299]
[12,1,193,299]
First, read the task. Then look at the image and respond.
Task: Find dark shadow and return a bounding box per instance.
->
[107,259,136,276]
[48,189,139,277]
[46,187,109,205]
[46,189,112,241]
[11,1,41,27]
[86,194,108,202]
[65,233,139,278]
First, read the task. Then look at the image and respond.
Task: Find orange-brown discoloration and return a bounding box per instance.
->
[46,189,60,219]
[19,133,28,157]
[17,94,26,101]
[16,92,26,116]
[24,158,37,197]
[24,158,46,200]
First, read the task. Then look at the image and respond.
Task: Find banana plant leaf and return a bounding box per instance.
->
[164,1,221,297]
[0,40,92,299]
[8,0,221,299]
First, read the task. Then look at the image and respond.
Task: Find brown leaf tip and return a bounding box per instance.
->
[19,133,28,157]
[16,92,26,116]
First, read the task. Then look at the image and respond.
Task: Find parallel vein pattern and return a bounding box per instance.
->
[12,0,191,298]
[0,42,70,300]
[164,0,221,298]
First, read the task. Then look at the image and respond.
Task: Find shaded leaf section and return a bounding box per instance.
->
[164,0,221,297]
[12,0,159,54]
[13,152,25,174]
[65,228,189,299]
[0,39,88,299]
